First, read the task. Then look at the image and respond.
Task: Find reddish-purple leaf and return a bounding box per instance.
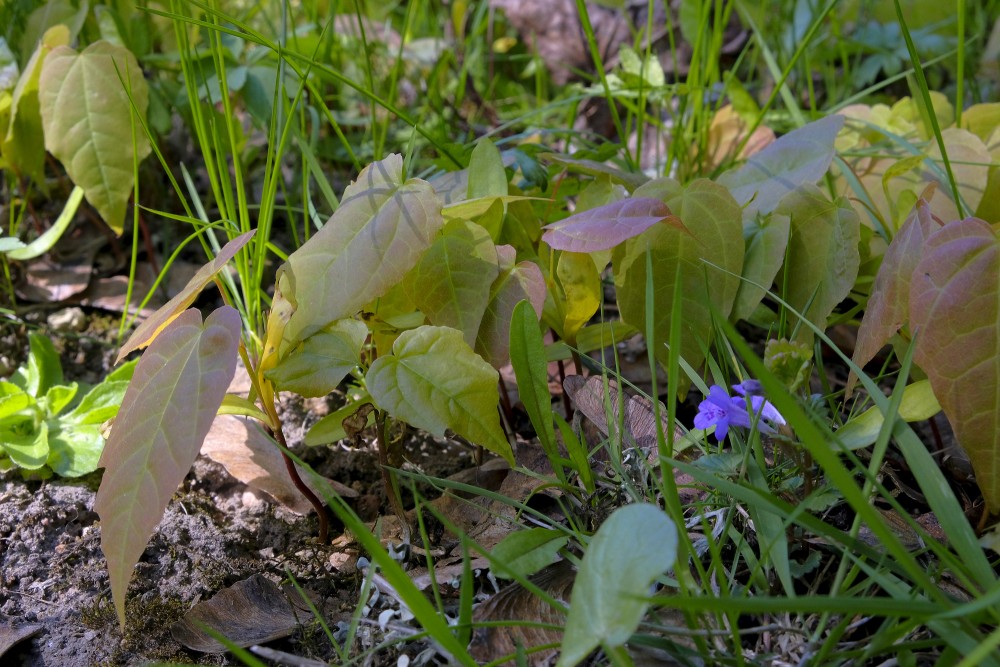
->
[96,306,241,628]
[911,218,1000,511]
[542,198,681,253]
[849,200,943,394]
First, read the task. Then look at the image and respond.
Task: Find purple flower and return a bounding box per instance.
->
[694,383,786,442]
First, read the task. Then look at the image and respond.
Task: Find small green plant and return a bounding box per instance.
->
[0,332,135,477]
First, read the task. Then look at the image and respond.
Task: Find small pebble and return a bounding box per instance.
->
[47,307,86,332]
[241,490,263,508]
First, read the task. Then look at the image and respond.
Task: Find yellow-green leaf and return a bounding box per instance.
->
[38,40,151,233]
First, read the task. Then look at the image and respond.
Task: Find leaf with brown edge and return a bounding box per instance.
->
[848,199,943,395]
[542,198,681,253]
[910,218,1000,511]
[115,231,254,363]
[96,306,241,629]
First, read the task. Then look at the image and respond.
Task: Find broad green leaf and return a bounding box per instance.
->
[509,299,558,466]
[47,423,103,476]
[406,219,499,347]
[0,385,32,420]
[2,420,49,470]
[910,218,1000,511]
[961,102,1000,142]
[96,306,241,628]
[367,325,513,463]
[850,199,941,393]
[468,138,508,200]
[116,230,255,363]
[475,246,546,368]
[717,114,844,218]
[264,318,367,397]
[556,503,677,667]
[556,251,600,342]
[441,195,540,223]
[731,212,790,321]
[2,25,69,185]
[43,382,78,416]
[217,394,272,425]
[614,179,743,378]
[490,528,568,579]
[835,380,942,451]
[280,155,444,345]
[13,332,64,396]
[542,198,682,253]
[38,40,151,233]
[926,129,992,216]
[64,379,133,425]
[777,186,860,345]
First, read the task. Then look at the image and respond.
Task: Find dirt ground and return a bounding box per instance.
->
[0,312,478,666]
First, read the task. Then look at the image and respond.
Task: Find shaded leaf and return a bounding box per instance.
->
[731,212,790,321]
[280,155,444,345]
[263,318,367,397]
[468,138,508,199]
[38,40,151,233]
[475,246,546,368]
[96,306,241,628]
[910,217,1000,511]
[542,153,649,190]
[171,575,303,653]
[407,219,499,347]
[3,420,48,469]
[614,179,743,378]
[850,199,942,393]
[509,300,559,465]
[116,230,255,363]
[46,423,103,476]
[491,528,568,579]
[557,503,677,667]
[778,186,860,344]
[367,325,513,463]
[718,114,844,218]
[542,198,680,253]
[835,380,941,451]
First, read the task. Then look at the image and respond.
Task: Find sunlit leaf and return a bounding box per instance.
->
[910,217,1000,511]
[556,504,677,667]
[367,325,513,463]
[3,421,49,470]
[777,185,860,344]
[468,138,508,199]
[46,423,103,476]
[542,198,680,253]
[718,114,844,218]
[835,380,941,451]
[2,25,69,184]
[556,251,600,342]
[38,40,151,233]
[263,318,367,397]
[407,219,499,347]
[280,155,444,345]
[116,230,255,363]
[96,306,241,629]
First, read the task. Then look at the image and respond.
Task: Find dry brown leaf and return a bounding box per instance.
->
[170,575,305,653]
[201,414,356,515]
[0,623,43,659]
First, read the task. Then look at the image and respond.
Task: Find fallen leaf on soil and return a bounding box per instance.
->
[17,253,94,302]
[170,574,305,653]
[201,414,357,515]
[0,622,44,659]
[468,559,574,666]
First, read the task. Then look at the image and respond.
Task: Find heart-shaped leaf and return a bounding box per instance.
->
[718,114,844,218]
[263,318,367,397]
[557,503,677,667]
[542,198,680,253]
[96,306,241,629]
[280,154,444,345]
[731,212,790,321]
[406,219,499,347]
[38,40,151,233]
[910,217,1000,511]
[475,246,546,368]
[367,325,513,463]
